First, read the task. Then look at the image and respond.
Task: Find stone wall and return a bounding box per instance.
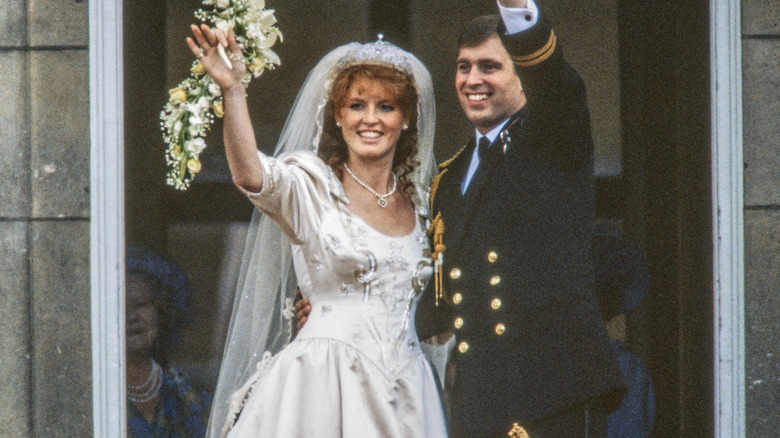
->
[0,0,92,436]
[742,0,780,436]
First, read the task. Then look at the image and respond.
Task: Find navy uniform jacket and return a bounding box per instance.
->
[416,11,625,438]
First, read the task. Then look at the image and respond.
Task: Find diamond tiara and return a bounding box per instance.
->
[335,34,414,76]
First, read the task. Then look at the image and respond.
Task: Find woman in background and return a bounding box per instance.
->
[126,246,212,438]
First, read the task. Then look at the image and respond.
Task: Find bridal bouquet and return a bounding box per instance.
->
[161,0,282,190]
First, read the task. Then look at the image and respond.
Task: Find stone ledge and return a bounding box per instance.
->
[742,39,780,206]
[0,0,26,46]
[742,0,780,36]
[28,0,88,47]
[0,51,31,217]
[744,210,780,437]
[0,221,32,437]
[30,50,89,218]
[30,220,92,436]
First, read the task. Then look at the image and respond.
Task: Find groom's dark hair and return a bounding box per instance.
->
[458,14,501,49]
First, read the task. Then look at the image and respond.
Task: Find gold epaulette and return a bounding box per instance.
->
[438,143,470,170]
[429,168,447,212]
[426,143,468,305]
[428,212,446,306]
[430,142,467,211]
[511,29,556,67]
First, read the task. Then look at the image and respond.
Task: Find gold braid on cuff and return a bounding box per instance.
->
[510,30,556,67]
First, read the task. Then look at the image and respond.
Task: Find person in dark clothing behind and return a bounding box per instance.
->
[593,229,656,438]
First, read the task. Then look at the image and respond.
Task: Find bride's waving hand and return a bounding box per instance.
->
[187,25,245,88]
[187,24,263,193]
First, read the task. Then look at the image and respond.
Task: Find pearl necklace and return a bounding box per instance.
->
[344,164,397,208]
[127,358,163,403]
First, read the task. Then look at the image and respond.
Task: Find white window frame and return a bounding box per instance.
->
[89,0,126,435]
[89,0,745,436]
[711,0,745,436]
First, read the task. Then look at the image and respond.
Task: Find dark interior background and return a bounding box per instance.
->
[124,0,713,435]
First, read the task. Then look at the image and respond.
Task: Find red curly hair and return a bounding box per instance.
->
[318,64,420,195]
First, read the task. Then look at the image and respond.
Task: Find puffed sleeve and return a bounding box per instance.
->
[236,150,334,245]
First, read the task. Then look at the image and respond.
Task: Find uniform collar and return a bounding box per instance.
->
[474,107,527,146]
[475,117,511,145]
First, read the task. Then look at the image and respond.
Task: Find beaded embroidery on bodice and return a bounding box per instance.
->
[292,205,431,378]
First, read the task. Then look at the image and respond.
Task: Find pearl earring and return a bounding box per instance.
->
[402,124,409,131]
[335,121,342,128]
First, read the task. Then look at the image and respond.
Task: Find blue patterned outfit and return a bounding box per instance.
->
[128,369,212,438]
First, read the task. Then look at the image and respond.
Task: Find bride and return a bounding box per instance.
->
[187,25,447,438]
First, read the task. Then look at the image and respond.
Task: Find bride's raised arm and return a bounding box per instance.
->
[187,24,264,192]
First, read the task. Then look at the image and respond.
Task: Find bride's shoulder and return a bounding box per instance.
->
[273,150,345,200]
[275,150,330,178]
[276,149,324,167]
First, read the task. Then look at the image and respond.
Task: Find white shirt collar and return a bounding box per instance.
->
[475,117,512,145]
[462,118,513,194]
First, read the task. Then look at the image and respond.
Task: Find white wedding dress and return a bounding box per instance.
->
[221,150,448,438]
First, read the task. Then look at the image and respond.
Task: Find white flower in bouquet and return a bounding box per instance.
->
[216,20,233,32]
[208,82,222,97]
[187,138,208,155]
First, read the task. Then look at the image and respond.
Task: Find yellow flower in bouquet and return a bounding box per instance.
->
[212,102,224,118]
[168,87,187,103]
[191,62,206,76]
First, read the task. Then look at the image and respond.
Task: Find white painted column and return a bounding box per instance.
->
[711,0,745,436]
[89,0,126,435]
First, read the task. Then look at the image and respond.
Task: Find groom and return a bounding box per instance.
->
[415,0,625,436]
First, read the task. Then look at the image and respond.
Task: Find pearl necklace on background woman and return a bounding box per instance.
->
[127,359,163,403]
